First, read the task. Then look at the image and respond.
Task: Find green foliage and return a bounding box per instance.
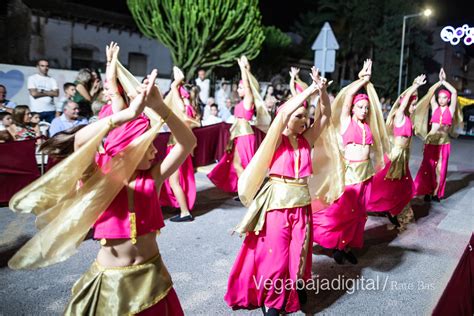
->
[291,0,436,98]
[127,0,265,80]
[252,26,292,79]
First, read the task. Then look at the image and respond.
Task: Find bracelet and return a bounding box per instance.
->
[108,118,116,130]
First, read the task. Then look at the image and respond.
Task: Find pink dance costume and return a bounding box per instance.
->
[313,119,374,250]
[208,101,256,192]
[225,134,313,313]
[367,116,414,215]
[66,104,184,315]
[160,105,197,210]
[414,106,452,198]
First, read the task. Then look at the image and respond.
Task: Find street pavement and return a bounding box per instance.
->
[0,137,472,315]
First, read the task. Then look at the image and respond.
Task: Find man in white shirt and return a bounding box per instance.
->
[49,100,88,137]
[195,69,210,105]
[0,84,17,112]
[28,59,59,123]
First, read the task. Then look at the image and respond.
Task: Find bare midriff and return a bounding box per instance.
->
[96,231,159,268]
[344,143,370,161]
[393,135,411,147]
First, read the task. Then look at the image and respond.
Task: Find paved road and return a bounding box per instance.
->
[0,137,472,315]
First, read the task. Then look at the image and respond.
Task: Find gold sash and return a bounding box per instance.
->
[425,131,450,145]
[229,118,254,140]
[234,177,311,235]
[344,159,374,186]
[386,139,410,180]
[64,253,172,316]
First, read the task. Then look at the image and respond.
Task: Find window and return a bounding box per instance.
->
[71,47,94,70]
[128,53,147,76]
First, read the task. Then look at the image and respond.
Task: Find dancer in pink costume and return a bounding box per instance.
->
[208,56,256,193]
[367,74,427,226]
[312,60,389,265]
[8,42,196,315]
[413,68,462,202]
[225,67,331,315]
[160,67,200,222]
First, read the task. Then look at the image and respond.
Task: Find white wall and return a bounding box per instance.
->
[0,63,171,106]
[29,16,172,75]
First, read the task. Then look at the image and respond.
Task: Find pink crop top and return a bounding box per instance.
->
[185,105,197,119]
[430,106,452,126]
[393,116,413,137]
[94,170,165,239]
[342,120,373,146]
[234,101,254,121]
[269,134,312,178]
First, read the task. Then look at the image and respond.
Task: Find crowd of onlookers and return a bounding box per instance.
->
[1,59,399,146]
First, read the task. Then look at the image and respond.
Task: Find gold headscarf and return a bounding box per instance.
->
[8,61,165,269]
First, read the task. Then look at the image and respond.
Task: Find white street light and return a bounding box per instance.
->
[398,8,432,96]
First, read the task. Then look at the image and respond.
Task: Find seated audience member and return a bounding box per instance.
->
[0,112,15,141]
[202,104,223,126]
[202,96,216,121]
[11,105,39,141]
[48,100,88,137]
[88,100,105,123]
[56,82,77,115]
[29,112,42,137]
[219,98,233,122]
[72,68,100,118]
[0,84,17,113]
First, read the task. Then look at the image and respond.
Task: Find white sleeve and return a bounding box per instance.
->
[27,75,36,89]
[51,78,59,91]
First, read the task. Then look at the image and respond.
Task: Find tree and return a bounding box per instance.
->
[127,0,265,80]
[252,26,292,80]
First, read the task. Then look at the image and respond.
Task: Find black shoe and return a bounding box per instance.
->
[169,214,194,222]
[266,308,279,316]
[386,212,401,227]
[343,250,358,265]
[333,249,345,264]
[432,195,441,202]
[233,196,241,202]
[424,194,432,202]
[296,280,307,305]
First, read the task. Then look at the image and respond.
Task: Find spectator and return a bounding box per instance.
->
[202,96,215,120]
[89,100,105,124]
[219,98,233,122]
[274,83,284,100]
[230,83,240,105]
[0,84,17,112]
[49,100,88,137]
[194,68,210,105]
[202,104,223,126]
[56,82,76,115]
[11,105,38,140]
[72,68,101,118]
[27,59,59,123]
[0,112,15,141]
[29,112,42,136]
[215,80,230,109]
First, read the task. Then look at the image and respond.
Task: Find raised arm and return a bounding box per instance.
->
[170,66,186,112]
[395,74,426,125]
[341,59,372,126]
[304,68,331,145]
[74,70,155,151]
[439,68,458,114]
[289,67,300,97]
[145,73,197,184]
[105,41,126,113]
[238,56,254,111]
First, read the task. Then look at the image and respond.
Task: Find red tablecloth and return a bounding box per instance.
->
[1,123,266,203]
[153,122,265,167]
[433,233,474,315]
[0,139,40,203]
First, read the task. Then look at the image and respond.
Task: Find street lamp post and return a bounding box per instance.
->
[397,9,432,96]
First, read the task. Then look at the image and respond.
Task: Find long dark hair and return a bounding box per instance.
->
[12,105,30,126]
[40,125,86,159]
